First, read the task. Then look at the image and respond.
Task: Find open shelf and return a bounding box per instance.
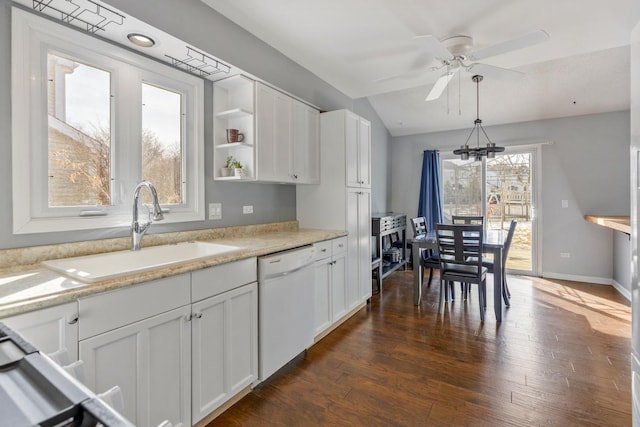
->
[215,142,254,149]
[216,175,253,181]
[216,108,253,119]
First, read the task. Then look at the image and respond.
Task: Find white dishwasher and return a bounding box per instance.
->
[258,245,315,381]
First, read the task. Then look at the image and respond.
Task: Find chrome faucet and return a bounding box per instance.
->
[131,181,164,251]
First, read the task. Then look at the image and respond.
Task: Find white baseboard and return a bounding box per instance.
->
[541,271,611,285]
[612,279,632,302]
[541,272,632,302]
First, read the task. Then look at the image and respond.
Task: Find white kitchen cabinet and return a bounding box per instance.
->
[347,188,372,306]
[80,305,192,427]
[78,274,192,427]
[345,111,371,189]
[297,109,372,308]
[191,258,257,424]
[214,77,319,184]
[255,82,320,184]
[213,75,256,181]
[292,101,320,184]
[255,82,293,183]
[1,301,79,362]
[313,237,348,337]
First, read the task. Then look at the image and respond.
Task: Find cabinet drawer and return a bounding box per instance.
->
[191,257,257,302]
[332,237,347,255]
[313,240,333,260]
[78,273,190,340]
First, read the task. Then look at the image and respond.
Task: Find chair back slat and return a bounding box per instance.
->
[452,215,484,225]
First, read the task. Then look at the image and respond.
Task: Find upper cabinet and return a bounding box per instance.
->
[345,111,371,189]
[292,102,320,184]
[214,78,319,184]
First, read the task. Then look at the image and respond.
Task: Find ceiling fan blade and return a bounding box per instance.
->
[425,68,458,101]
[467,63,524,80]
[413,35,453,60]
[470,30,549,61]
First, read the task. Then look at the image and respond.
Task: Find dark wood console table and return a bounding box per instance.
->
[371,213,407,292]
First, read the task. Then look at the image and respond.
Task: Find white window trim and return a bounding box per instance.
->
[12,8,204,234]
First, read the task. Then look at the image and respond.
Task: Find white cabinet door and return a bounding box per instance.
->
[331,251,348,322]
[358,190,372,301]
[255,83,292,182]
[191,282,258,424]
[292,101,320,184]
[80,305,192,427]
[358,118,372,188]
[1,302,79,362]
[345,112,371,189]
[345,111,361,188]
[346,189,361,308]
[313,257,332,335]
[347,188,372,307]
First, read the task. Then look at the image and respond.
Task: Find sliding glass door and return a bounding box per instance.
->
[441,147,539,275]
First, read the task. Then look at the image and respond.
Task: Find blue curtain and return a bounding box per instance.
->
[417,150,443,231]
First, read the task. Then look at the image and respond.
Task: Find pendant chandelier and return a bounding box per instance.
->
[453,75,504,161]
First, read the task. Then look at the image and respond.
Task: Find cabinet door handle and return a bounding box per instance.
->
[67,314,79,325]
[185,314,193,321]
[320,248,327,253]
[194,312,203,319]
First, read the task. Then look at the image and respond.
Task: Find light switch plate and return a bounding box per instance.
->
[209,203,222,220]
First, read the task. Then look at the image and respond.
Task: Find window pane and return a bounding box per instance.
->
[141,83,183,205]
[486,153,533,270]
[47,53,111,207]
[441,158,482,221]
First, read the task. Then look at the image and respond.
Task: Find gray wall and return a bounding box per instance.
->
[391,111,630,282]
[0,0,390,249]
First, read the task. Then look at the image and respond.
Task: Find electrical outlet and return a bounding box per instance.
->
[560,252,571,258]
[243,205,253,214]
[209,203,222,220]
[561,200,568,208]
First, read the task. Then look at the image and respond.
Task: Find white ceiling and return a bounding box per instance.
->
[202,0,636,136]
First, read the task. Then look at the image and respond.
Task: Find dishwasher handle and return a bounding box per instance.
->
[261,260,313,281]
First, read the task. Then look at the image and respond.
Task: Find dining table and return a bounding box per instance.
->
[410,228,508,322]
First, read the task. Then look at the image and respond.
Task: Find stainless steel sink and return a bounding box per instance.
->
[42,241,241,283]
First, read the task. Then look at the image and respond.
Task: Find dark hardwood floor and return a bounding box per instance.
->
[209,270,631,426]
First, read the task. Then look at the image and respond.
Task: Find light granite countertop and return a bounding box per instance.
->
[0,222,346,318]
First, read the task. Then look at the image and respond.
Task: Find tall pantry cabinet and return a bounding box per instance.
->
[297,109,372,306]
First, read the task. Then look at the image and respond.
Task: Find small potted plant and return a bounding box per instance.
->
[220,156,234,177]
[231,158,244,177]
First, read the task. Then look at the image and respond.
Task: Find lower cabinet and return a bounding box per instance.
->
[76,257,257,427]
[1,301,79,362]
[80,305,192,427]
[313,237,348,338]
[191,281,257,423]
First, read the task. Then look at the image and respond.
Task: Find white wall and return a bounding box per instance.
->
[0,0,390,249]
[391,111,630,282]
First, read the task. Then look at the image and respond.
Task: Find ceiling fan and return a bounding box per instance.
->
[413,30,549,101]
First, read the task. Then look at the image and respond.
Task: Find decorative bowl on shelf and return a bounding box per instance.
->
[220,167,233,177]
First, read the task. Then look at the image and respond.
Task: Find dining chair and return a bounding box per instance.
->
[410,217,440,287]
[436,223,488,321]
[451,215,484,225]
[483,219,517,306]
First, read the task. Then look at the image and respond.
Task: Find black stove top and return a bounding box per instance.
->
[0,322,133,427]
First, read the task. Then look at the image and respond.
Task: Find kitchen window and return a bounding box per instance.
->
[11,9,204,234]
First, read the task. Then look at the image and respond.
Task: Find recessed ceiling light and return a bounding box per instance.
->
[127,33,155,48]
